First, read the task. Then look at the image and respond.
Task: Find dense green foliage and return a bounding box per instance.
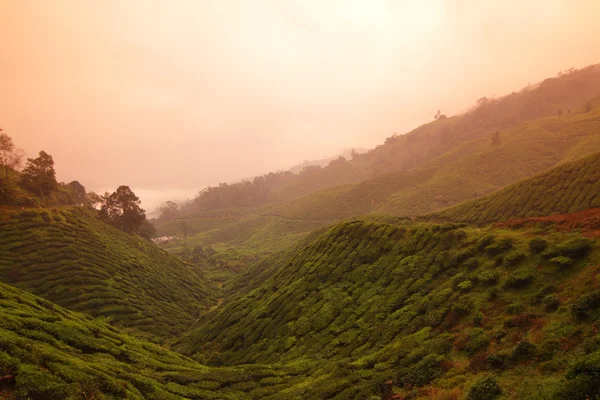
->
[425,152,600,223]
[0,207,217,337]
[178,218,600,399]
[0,281,320,399]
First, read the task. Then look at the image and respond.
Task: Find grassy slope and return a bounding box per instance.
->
[0,207,217,338]
[424,152,600,224]
[271,107,600,221]
[157,107,600,276]
[179,218,600,399]
[0,281,319,400]
[156,66,600,258]
[268,64,600,205]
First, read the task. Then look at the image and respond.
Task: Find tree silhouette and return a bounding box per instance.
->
[21,151,57,196]
[99,186,147,234]
[0,129,24,183]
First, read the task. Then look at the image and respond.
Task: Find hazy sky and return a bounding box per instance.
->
[1,0,600,209]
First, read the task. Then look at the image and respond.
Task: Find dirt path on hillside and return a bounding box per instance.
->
[496,208,600,237]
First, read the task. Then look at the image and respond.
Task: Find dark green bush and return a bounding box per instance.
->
[464,258,479,271]
[452,297,472,316]
[571,290,600,320]
[485,238,513,256]
[545,237,594,259]
[529,238,548,254]
[504,269,534,289]
[504,250,526,266]
[542,294,560,312]
[510,340,536,362]
[467,376,501,400]
[486,353,507,370]
[554,350,600,400]
[506,302,524,315]
[479,270,500,286]
[397,354,444,387]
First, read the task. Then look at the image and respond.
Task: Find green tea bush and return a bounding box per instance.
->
[542,294,560,312]
[554,350,600,400]
[510,340,536,362]
[504,269,534,289]
[545,237,594,259]
[504,250,526,266]
[479,270,500,286]
[550,256,573,267]
[571,290,600,320]
[458,280,473,291]
[466,376,501,400]
[506,302,525,315]
[529,238,548,254]
[485,238,513,256]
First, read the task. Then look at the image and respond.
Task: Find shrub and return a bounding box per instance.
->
[484,238,513,256]
[464,258,479,271]
[457,280,473,291]
[529,238,548,254]
[554,350,600,399]
[397,354,444,387]
[510,340,536,362]
[550,256,573,267]
[452,297,472,316]
[486,353,507,370]
[467,376,501,400]
[504,269,534,289]
[530,285,556,305]
[571,290,600,320]
[504,250,526,266]
[476,235,495,250]
[506,302,524,315]
[542,294,560,312]
[545,237,594,259]
[479,270,499,286]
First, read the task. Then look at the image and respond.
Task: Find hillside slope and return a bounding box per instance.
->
[179,217,600,399]
[272,106,600,221]
[0,280,317,399]
[267,64,600,205]
[0,207,217,337]
[424,152,600,224]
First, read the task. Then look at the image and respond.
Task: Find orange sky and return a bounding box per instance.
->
[1,0,600,209]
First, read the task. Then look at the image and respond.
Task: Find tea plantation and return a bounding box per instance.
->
[424,152,600,224]
[179,218,600,399]
[0,207,217,338]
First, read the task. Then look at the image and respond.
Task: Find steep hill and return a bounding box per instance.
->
[424,152,600,224]
[269,105,600,221]
[178,217,600,399]
[0,207,217,338]
[267,64,600,204]
[157,106,600,276]
[167,64,600,218]
[0,280,316,399]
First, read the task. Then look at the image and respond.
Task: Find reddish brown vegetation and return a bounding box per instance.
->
[496,208,600,238]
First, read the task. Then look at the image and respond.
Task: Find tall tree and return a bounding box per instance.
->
[99,186,147,234]
[66,180,86,205]
[0,129,24,182]
[21,151,57,196]
[159,200,179,219]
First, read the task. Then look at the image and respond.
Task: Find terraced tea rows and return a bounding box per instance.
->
[179,218,600,399]
[0,280,321,399]
[425,152,600,224]
[0,207,217,337]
